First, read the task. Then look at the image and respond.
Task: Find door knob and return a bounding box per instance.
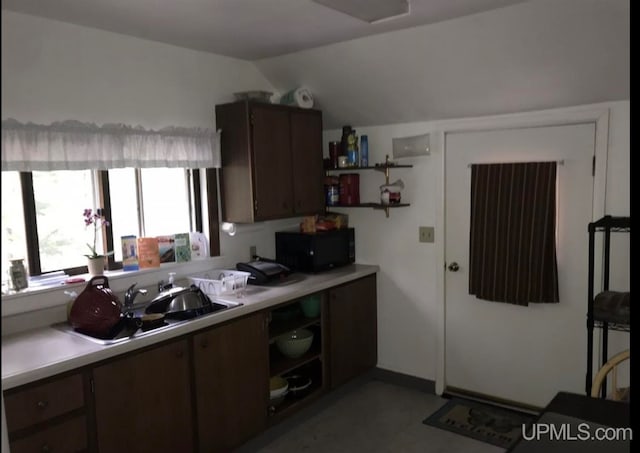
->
[448,262,460,272]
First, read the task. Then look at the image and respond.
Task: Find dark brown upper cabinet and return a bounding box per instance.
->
[216,101,324,223]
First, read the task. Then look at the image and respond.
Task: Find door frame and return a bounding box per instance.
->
[435,105,611,395]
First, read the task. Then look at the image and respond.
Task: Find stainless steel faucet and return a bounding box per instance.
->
[124,283,148,313]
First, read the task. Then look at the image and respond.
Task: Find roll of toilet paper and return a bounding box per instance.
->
[280,87,314,109]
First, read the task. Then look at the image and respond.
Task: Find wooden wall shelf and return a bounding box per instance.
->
[325,155,412,217]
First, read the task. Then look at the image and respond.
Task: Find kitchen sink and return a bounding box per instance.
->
[53,299,243,346]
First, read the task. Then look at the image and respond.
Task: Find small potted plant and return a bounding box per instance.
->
[83,208,114,275]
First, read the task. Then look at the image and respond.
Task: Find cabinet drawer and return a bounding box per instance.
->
[5,374,84,432]
[9,415,87,453]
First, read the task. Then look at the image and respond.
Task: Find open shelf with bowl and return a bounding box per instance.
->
[268,359,325,424]
[267,293,328,421]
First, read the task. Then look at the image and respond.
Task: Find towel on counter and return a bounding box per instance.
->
[593,291,630,325]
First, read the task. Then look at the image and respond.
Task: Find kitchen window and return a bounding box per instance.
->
[1,168,219,280]
[1,118,222,286]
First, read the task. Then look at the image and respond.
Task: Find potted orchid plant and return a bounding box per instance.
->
[83,208,114,275]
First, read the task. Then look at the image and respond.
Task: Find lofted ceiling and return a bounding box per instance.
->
[1,0,530,60]
[1,0,629,129]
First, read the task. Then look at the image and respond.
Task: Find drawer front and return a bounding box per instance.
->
[9,415,87,453]
[5,374,84,432]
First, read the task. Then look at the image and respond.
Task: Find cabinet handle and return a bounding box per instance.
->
[36,400,49,410]
[41,444,51,453]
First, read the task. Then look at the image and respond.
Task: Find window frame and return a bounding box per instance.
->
[17,168,220,276]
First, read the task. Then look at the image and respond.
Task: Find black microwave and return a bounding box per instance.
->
[275,228,355,272]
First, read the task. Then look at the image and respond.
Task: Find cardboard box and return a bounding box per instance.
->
[325,212,349,229]
[300,215,318,233]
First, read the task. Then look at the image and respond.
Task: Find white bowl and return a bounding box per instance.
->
[269,376,289,406]
[275,329,314,359]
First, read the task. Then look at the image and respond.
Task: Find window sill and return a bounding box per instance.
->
[1,257,232,318]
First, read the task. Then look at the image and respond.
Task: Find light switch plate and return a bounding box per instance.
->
[419,226,434,243]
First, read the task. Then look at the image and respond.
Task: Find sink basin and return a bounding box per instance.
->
[53,299,242,345]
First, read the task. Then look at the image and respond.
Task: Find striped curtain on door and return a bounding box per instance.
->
[468,162,559,306]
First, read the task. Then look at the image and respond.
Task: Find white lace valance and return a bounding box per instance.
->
[1,119,221,171]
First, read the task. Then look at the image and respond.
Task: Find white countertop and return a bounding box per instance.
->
[1,264,378,391]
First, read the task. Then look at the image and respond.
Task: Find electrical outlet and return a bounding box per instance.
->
[419,226,434,243]
[249,245,257,260]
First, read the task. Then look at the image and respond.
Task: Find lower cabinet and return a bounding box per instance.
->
[328,275,378,388]
[4,372,89,453]
[9,416,87,453]
[192,312,269,452]
[4,274,378,453]
[92,338,193,453]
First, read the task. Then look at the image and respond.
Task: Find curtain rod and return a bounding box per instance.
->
[467,160,564,168]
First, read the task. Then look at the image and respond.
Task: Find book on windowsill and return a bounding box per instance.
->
[137,237,161,269]
[157,235,176,264]
[174,233,191,263]
[190,232,209,260]
[121,235,139,271]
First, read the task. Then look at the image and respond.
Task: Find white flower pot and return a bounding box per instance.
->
[87,257,105,276]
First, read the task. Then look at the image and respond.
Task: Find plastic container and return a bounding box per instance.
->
[299,294,321,318]
[9,259,28,291]
[188,269,251,297]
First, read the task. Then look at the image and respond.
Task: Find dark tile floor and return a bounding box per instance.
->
[238,376,504,453]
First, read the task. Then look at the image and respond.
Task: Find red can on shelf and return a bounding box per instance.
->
[339,174,360,205]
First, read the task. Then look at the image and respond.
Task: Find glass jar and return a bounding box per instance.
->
[9,259,28,291]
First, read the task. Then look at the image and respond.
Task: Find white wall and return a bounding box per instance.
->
[1,11,274,129]
[323,100,630,384]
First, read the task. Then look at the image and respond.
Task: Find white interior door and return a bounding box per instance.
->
[444,123,595,408]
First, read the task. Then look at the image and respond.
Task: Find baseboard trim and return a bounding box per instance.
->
[371,367,436,394]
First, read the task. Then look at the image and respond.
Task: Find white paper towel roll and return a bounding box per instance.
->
[280,87,314,109]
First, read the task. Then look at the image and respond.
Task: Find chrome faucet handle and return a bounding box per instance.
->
[124,283,147,309]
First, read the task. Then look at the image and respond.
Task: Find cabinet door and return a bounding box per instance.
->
[9,416,87,453]
[216,101,254,223]
[93,339,193,453]
[291,110,324,215]
[4,373,84,433]
[193,312,269,453]
[328,275,378,388]
[251,105,294,220]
